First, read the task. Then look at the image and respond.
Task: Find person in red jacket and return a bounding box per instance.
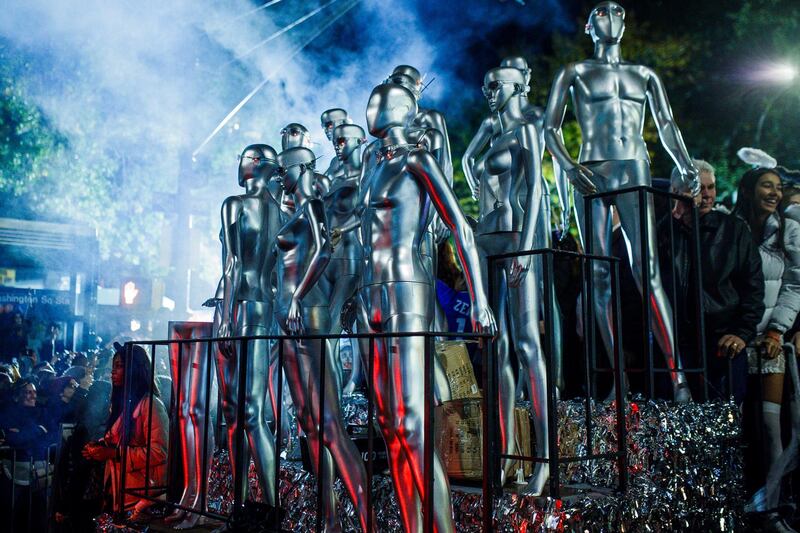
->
[82,343,168,523]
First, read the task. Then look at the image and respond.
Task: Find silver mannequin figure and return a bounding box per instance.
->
[320,108,351,181]
[385,68,453,397]
[463,57,567,395]
[543,1,698,401]
[361,83,496,532]
[217,144,282,505]
[273,146,373,533]
[276,123,314,210]
[166,322,215,530]
[326,123,367,396]
[472,66,549,495]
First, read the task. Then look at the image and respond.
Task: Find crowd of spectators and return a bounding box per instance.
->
[0,334,152,531]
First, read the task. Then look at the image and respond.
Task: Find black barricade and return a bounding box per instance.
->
[584,185,717,400]
[120,330,491,533]
[480,249,627,531]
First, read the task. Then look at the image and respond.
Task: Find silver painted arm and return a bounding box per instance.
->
[544,65,597,195]
[219,197,242,355]
[551,131,571,233]
[463,117,493,201]
[519,123,542,251]
[428,112,453,184]
[645,68,697,191]
[407,149,496,334]
[287,198,332,333]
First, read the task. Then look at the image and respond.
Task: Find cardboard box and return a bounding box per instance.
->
[435,399,534,482]
[435,399,483,480]
[435,341,481,400]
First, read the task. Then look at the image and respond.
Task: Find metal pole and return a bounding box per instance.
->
[668,198,680,372]
[201,338,213,514]
[233,338,249,509]
[543,252,560,498]
[610,261,628,492]
[316,338,327,533]
[274,339,284,531]
[118,342,134,516]
[366,334,375,533]
[581,256,594,468]
[482,257,497,532]
[423,334,434,533]
[584,195,598,396]
[638,189,655,398]
[690,203,708,401]
[144,343,156,498]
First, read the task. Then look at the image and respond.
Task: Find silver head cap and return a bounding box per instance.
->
[238,144,278,187]
[320,108,349,140]
[483,67,526,113]
[277,147,316,193]
[382,72,420,101]
[366,83,418,138]
[586,1,626,43]
[332,124,366,160]
[500,56,532,87]
[391,65,422,86]
[281,123,311,151]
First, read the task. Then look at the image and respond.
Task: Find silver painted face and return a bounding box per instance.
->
[586,1,626,43]
[280,123,311,151]
[482,67,524,114]
[331,123,365,162]
[277,147,316,194]
[238,144,278,187]
[320,108,348,141]
[366,83,418,138]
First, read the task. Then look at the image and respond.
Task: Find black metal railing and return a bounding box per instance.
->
[584,185,715,400]
[119,329,492,533]
[480,248,627,531]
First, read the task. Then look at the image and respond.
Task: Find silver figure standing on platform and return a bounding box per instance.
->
[273,147,373,532]
[360,82,496,532]
[471,66,549,495]
[543,1,698,401]
[464,57,567,396]
[325,123,367,396]
[216,144,283,505]
[166,321,215,530]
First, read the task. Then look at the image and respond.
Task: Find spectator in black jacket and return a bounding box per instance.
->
[659,160,765,402]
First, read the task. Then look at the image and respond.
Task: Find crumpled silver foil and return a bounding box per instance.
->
[170,398,745,532]
[342,392,370,429]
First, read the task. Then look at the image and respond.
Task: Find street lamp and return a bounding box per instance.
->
[751,60,798,144]
[752,61,799,84]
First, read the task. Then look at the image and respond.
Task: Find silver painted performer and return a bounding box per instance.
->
[543,1,697,401]
[360,82,496,532]
[216,144,283,505]
[325,123,367,396]
[471,66,549,495]
[273,147,373,533]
